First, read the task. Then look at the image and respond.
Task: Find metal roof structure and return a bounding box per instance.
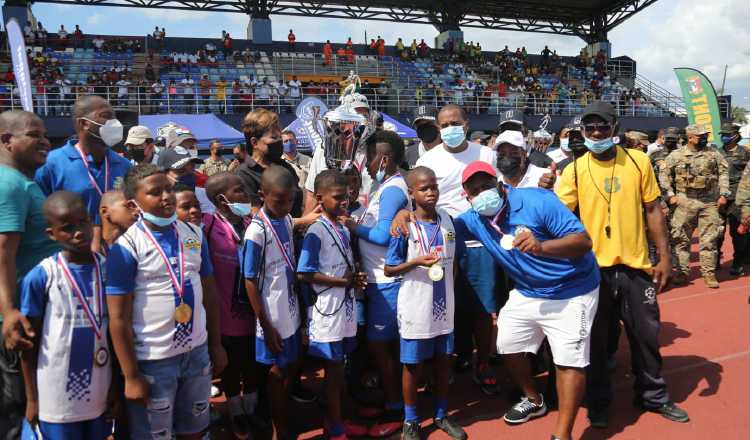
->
[23,0,658,42]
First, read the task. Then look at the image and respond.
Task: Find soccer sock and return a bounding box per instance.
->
[404,404,419,423]
[434,398,448,420]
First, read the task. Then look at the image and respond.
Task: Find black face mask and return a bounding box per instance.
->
[696,137,708,149]
[128,148,146,163]
[664,139,678,150]
[497,155,524,178]
[266,140,284,163]
[416,124,439,144]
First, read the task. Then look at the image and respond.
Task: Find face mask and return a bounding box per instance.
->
[228,202,252,217]
[497,155,523,179]
[440,126,466,148]
[696,137,708,149]
[266,140,283,162]
[664,139,678,150]
[559,138,570,152]
[374,157,386,183]
[584,136,615,154]
[470,188,504,217]
[129,148,145,163]
[141,211,177,227]
[177,172,196,190]
[84,118,123,147]
[721,134,738,146]
[416,124,439,144]
[282,140,296,154]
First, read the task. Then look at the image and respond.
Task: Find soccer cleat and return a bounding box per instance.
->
[401,421,421,440]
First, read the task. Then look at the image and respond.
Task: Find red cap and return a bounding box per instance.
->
[462,161,497,184]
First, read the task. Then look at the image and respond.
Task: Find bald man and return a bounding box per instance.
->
[34,96,131,253]
[0,110,59,439]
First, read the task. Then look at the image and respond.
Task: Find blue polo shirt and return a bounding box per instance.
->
[454,186,600,300]
[35,140,132,225]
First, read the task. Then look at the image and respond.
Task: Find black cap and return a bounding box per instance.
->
[470,131,490,142]
[581,101,617,124]
[664,127,680,139]
[411,105,438,126]
[157,147,204,170]
[720,122,739,134]
[498,108,526,128]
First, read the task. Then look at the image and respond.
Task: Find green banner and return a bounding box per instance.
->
[674,67,723,147]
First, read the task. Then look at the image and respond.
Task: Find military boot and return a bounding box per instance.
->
[703,274,719,289]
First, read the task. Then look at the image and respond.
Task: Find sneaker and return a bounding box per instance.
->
[433,416,467,440]
[401,421,421,440]
[229,414,251,440]
[290,384,317,403]
[645,402,690,423]
[454,356,472,373]
[472,363,499,396]
[703,274,719,289]
[587,406,608,429]
[503,395,547,424]
[368,411,403,438]
[730,262,745,276]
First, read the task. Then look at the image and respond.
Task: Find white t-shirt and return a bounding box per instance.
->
[358,174,410,284]
[257,84,271,99]
[388,212,456,339]
[93,38,104,49]
[21,253,111,423]
[289,80,302,98]
[182,78,194,94]
[106,221,210,361]
[647,142,664,157]
[298,219,357,342]
[242,214,300,340]
[501,163,550,189]
[116,80,130,97]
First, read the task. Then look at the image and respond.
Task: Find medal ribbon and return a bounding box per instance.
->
[415,216,442,255]
[357,173,402,225]
[487,201,510,237]
[319,215,352,267]
[214,212,241,243]
[257,209,295,271]
[139,221,185,300]
[57,253,104,340]
[75,143,109,196]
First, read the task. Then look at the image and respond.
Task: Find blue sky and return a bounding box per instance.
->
[32,0,750,108]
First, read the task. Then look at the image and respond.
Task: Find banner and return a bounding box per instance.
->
[6,18,33,112]
[674,67,722,147]
[283,97,328,153]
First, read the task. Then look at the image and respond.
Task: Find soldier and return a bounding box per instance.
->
[718,123,750,275]
[659,124,730,288]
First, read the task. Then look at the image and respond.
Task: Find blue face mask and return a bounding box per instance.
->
[559,138,570,152]
[721,134,737,145]
[584,136,615,154]
[470,188,504,217]
[374,157,386,183]
[440,126,466,148]
[228,202,252,217]
[282,140,296,154]
[142,211,177,227]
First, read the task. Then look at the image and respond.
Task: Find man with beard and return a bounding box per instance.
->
[404,105,441,168]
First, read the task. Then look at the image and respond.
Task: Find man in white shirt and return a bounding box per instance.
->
[288,75,302,103]
[257,78,272,107]
[57,25,67,40]
[181,75,195,113]
[495,130,551,188]
[414,104,501,394]
[150,80,165,113]
[115,78,130,107]
[646,128,666,157]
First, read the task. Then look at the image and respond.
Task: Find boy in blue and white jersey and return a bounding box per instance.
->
[384,167,466,440]
[241,165,301,440]
[298,169,368,440]
[344,130,410,437]
[105,164,227,440]
[20,191,112,439]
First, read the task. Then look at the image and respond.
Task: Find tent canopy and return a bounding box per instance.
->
[138,113,245,148]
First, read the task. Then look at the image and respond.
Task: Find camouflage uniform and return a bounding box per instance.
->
[659,141,729,279]
[735,161,750,219]
[199,157,229,177]
[718,125,750,272]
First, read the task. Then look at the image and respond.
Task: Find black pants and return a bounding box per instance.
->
[718,204,750,264]
[220,335,256,398]
[586,265,670,410]
[0,333,24,440]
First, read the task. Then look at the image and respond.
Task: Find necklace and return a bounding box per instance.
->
[587,149,617,238]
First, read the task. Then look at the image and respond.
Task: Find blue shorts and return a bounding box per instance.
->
[256,328,301,367]
[366,282,400,341]
[400,333,454,364]
[459,246,499,314]
[127,343,212,439]
[356,298,366,327]
[36,415,110,440]
[309,336,357,361]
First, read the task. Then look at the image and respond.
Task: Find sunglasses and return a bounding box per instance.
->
[582,123,612,133]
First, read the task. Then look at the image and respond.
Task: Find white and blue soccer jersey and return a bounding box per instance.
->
[385,211,456,339]
[21,253,112,423]
[356,174,410,284]
[106,221,213,361]
[242,213,300,340]
[298,219,357,343]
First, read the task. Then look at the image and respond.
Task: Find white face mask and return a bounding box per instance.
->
[84,118,123,147]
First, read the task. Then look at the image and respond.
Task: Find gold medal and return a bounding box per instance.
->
[95,347,109,367]
[428,264,444,281]
[500,234,515,250]
[174,302,193,324]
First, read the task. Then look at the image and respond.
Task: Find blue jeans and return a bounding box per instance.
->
[127,344,212,439]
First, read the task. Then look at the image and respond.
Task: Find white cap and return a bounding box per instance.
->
[494,130,528,153]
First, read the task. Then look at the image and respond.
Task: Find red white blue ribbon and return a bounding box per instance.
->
[139,221,185,299]
[75,143,109,197]
[213,212,241,243]
[415,216,442,255]
[57,253,104,340]
[257,209,295,271]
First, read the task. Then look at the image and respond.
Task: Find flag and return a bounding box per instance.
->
[674,67,723,147]
[6,18,33,112]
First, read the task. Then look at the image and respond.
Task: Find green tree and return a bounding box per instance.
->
[732,105,748,124]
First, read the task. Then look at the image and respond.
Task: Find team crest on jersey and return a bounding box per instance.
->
[445,231,455,242]
[184,237,201,252]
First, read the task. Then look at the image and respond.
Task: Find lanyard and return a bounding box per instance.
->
[75,143,109,196]
[213,212,241,243]
[357,173,402,225]
[57,253,104,340]
[486,201,510,237]
[414,217,442,255]
[257,209,295,271]
[319,215,352,268]
[139,221,185,300]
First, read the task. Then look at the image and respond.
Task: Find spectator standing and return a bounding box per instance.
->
[181,74,195,113]
[115,76,130,107]
[0,110,59,440]
[215,76,227,113]
[223,33,233,56]
[288,75,302,105]
[199,75,212,113]
[124,125,156,165]
[200,140,229,177]
[72,24,83,47]
[57,24,67,40]
[323,40,333,65]
[287,29,296,50]
[280,130,310,188]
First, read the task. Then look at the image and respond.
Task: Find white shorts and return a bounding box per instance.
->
[497,287,599,368]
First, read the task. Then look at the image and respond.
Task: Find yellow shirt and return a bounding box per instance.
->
[556,147,661,270]
[215,81,227,100]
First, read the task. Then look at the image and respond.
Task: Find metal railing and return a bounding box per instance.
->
[2,84,679,118]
